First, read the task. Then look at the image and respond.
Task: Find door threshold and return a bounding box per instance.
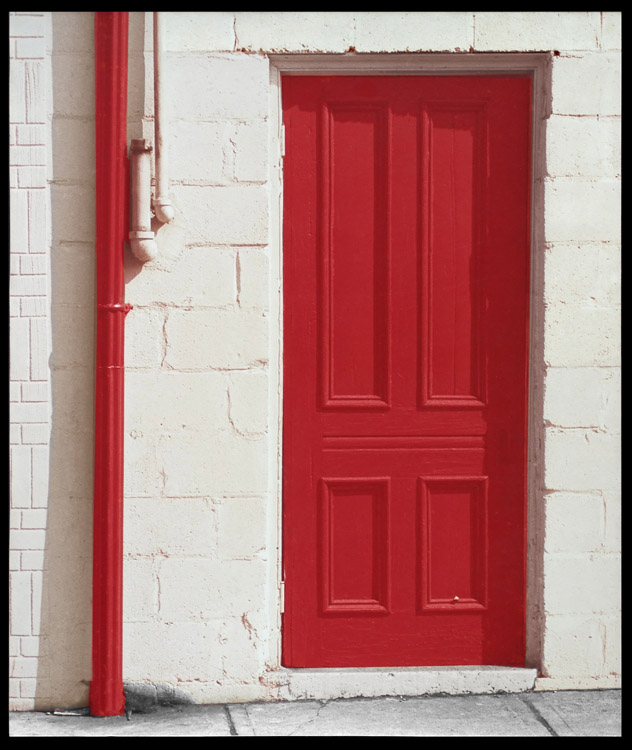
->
[271,666,538,701]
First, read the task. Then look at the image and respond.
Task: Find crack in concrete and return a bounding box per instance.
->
[223,704,238,735]
[519,694,558,736]
[287,700,330,736]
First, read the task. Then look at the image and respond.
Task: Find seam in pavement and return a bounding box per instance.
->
[518,695,558,736]
[224,705,238,736]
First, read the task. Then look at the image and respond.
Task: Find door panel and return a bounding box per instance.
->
[282,76,531,667]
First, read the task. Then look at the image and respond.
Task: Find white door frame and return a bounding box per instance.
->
[266,52,550,698]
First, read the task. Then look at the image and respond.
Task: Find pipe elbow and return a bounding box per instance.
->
[129,232,159,262]
[153,199,175,224]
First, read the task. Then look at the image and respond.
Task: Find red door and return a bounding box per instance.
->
[282,76,531,667]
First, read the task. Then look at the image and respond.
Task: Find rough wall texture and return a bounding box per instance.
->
[9,11,620,708]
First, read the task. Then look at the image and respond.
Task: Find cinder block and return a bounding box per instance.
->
[20,253,48,275]
[51,244,94,305]
[237,248,269,310]
[11,530,46,550]
[602,489,621,553]
[51,183,95,244]
[546,115,620,179]
[234,11,354,52]
[544,243,620,307]
[9,274,47,296]
[474,11,600,51]
[52,118,95,182]
[163,11,235,52]
[169,120,228,184]
[158,557,223,621]
[10,145,46,166]
[20,635,42,658]
[20,551,45,570]
[49,11,94,53]
[123,433,161,497]
[161,428,268,496]
[17,124,46,145]
[10,189,28,252]
[217,616,267,679]
[10,424,21,444]
[544,367,610,428]
[124,497,217,557]
[544,179,620,243]
[21,381,48,402]
[544,428,620,492]
[355,11,472,52]
[543,554,620,615]
[165,308,268,371]
[124,621,225,683]
[123,558,157,622]
[49,306,94,369]
[9,657,39,678]
[10,571,32,635]
[126,371,229,435]
[231,120,269,183]
[9,13,45,37]
[9,678,20,699]
[544,491,604,553]
[227,369,269,436]
[10,317,30,381]
[25,61,46,124]
[30,446,49,508]
[552,52,621,116]
[126,246,236,308]
[171,184,268,246]
[51,54,94,118]
[601,12,622,50]
[599,368,621,434]
[11,445,31,509]
[9,60,26,123]
[18,678,38,698]
[28,189,48,253]
[215,496,267,559]
[124,307,165,370]
[20,509,48,529]
[544,302,620,367]
[542,614,605,677]
[10,509,22,530]
[602,615,621,674]
[10,381,21,402]
[18,166,47,189]
[47,428,93,500]
[166,53,268,121]
[30,317,50,381]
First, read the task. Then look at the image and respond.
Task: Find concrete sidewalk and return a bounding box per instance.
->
[9,689,621,737]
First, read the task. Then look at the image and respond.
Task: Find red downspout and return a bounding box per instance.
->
[90,11,130,717]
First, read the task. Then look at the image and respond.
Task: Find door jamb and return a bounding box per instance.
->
[267,52,551,673]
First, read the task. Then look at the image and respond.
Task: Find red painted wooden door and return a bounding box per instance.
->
[282,76,531,667]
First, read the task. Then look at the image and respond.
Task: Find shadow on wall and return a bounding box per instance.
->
[33,11,150,709]
[34,11,97,709]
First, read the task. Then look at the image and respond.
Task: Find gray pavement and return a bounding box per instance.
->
[9,689,621,737]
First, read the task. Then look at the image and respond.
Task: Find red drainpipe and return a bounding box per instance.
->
[90,11,130,717]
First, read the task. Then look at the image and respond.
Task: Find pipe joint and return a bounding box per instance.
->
[129,139,158,262]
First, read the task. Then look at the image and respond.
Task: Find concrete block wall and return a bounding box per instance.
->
[539,14,621,686]
[9,11,620,709]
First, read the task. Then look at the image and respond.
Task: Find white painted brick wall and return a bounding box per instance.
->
[9,11,621,708]
[9,11,53,710]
